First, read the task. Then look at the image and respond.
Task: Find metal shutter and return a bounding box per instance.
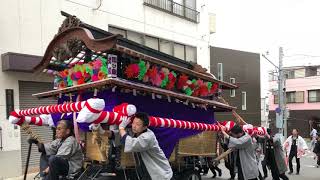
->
[19,81,56,174]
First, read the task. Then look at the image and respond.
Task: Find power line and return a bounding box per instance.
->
[284,54,320,58]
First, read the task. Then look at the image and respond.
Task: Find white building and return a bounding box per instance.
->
[0,0,215,177]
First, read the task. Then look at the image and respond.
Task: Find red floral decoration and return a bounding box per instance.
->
[78,77,85,85]
[210,83,219,93]
[177,74,189,90]
[125,64,140,78]
[199,84,209,96]
[166,72,176,90]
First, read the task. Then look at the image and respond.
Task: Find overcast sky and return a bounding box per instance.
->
[208,0,320,97]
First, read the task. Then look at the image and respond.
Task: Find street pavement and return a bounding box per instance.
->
[4,149,319,180]
[203,150,320,180]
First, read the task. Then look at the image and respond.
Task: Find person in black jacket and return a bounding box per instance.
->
[313,133,320,168]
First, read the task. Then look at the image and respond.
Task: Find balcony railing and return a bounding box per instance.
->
[144,0,200,23]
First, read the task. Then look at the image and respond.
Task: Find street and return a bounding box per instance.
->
[203,150,320,180]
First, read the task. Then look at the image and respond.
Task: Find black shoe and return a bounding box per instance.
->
[218,169,222,177]
[211,173,216,178]
[288,171,293,174]
[296,172,299,175]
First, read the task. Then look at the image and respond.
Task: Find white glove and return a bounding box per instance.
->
[119,116,131,129]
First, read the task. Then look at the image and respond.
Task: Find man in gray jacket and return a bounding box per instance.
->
[119,112,173,180]
[221,124,259,180]
[28,120,83,180]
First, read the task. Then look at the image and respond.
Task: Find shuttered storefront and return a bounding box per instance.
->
[19,81,56,174]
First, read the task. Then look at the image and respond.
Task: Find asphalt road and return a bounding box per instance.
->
[202,150,320,180]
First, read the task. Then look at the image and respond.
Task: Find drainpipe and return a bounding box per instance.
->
[0,126,3,151]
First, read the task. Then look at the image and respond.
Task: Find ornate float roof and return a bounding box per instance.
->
[33,12,237,112]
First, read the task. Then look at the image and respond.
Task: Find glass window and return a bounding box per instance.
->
[286,92,295,103]
[308,90,320,102]
[159,39,173,56]
[217,63,223,81]
[185,45,197,63]
[294,69,305,78]
[185,0,196,9]
[286,70,295,79]
[173,43,185,60]
[127,31,144,44]
[242,91,247,110]
[274,94,279,104]
[295,91,304,103]
[108,26,127,38]
[286,91,304,103]
[230,78,236,97]
[145,36,159,50]
[5,89,14,119]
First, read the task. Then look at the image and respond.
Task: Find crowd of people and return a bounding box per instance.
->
[27,113,320,180]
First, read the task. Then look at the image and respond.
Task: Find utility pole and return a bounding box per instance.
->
[277,47,287,137]
[262,48,287,138]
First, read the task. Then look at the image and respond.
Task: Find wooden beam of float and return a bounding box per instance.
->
[32,78,236,111]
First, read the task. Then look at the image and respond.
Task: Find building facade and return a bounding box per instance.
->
[210,47,261,126]
[0,0,215,177]
[269,65,320,137]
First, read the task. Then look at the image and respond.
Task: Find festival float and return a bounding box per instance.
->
[7,12,267,180]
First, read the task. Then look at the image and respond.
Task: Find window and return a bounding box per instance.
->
[145,36,159,50]
[108,26,127,38]
[159,39,173,56]
[286,91,304,103]
[108,25,197,62]
[286,70,295,79]
[294,69,305,78]
[5,89,14,119]
[217,63,223,81]
[308,90,320,102]
[127,31,144,44]
[286,69,306,79]
[185,0,196,9]
[230,78,236,97]
[173,43,185,60]
[144,0,199,23]
[274,91,304,104]
[306,67,317,77]
[242,91,247,110]
[274,94,279,104]
[295,91,304,103]
[185,45,197,63]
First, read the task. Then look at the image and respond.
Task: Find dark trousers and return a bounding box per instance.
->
[208,164,222,178]
[225,157,235,179]
[289,153,300,173]
[261,159,268,177]
[269,166,289,180]
[279,173,289,180]
[40,153,69,180]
